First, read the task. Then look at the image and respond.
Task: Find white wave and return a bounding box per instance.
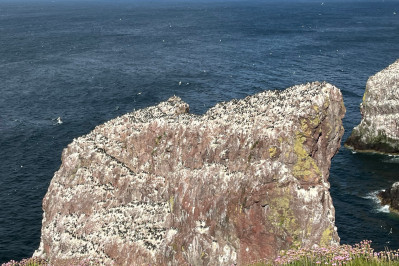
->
[363,190,380,200]
[378,204,390,213]
[363,190,390,213]
[383,156,399,163]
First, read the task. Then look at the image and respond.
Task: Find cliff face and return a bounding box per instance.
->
[34,82,345,265]
[345,60,399,154]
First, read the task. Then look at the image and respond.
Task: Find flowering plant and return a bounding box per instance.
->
[249,240,399,266]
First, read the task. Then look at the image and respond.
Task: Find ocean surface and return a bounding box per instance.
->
[1,0,399,262]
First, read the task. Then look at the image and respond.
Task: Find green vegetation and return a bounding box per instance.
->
[2,257,99,266]
[2,258,47,266]
[5,241,399,266]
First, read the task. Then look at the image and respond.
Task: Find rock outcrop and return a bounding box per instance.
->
[34,82,345,265]
[345,60,399,154]
[378,182,399,214]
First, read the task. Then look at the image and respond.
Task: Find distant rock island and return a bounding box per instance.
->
[34,82,345,265]
[345,59,399,154]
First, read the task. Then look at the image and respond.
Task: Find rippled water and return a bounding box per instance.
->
[1,0,399,262]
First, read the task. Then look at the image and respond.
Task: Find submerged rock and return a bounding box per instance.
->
[345,60,399,154]
[34,82,345,265]
[378,182,399,214]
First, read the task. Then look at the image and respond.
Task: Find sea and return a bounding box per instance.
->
[1,0,399,263]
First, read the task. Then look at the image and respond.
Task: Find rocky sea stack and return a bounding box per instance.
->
[345,59,399,154]
[378,182,399,214]
[34,82,345,265]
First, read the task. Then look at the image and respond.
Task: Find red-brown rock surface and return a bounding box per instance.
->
[34,82,345,265]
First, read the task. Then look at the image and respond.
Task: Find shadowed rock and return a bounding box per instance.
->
[378,182,399,214]
[34,82,345,265]
[345,59,399,154]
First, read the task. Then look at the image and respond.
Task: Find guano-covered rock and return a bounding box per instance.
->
[34,82,345,265]
[345,60,399,154]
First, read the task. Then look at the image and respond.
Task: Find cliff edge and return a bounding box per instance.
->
[345,60,399,154]
[34,82,345,265]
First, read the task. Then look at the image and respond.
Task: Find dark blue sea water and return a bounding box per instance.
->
[1,0,399,262]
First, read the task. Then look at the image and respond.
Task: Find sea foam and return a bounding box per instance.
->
[364,190,390,213]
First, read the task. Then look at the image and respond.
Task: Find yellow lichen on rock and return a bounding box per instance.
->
[292,133,321,182]
[169,195,175,213]
[320,226,333,247]
[268,188,297,232]
[269,146,278,158]
[300,119,312,136]
[266,187,303,248]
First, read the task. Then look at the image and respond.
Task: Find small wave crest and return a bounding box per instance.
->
[363,190,390,213]
[383,155,399,163]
